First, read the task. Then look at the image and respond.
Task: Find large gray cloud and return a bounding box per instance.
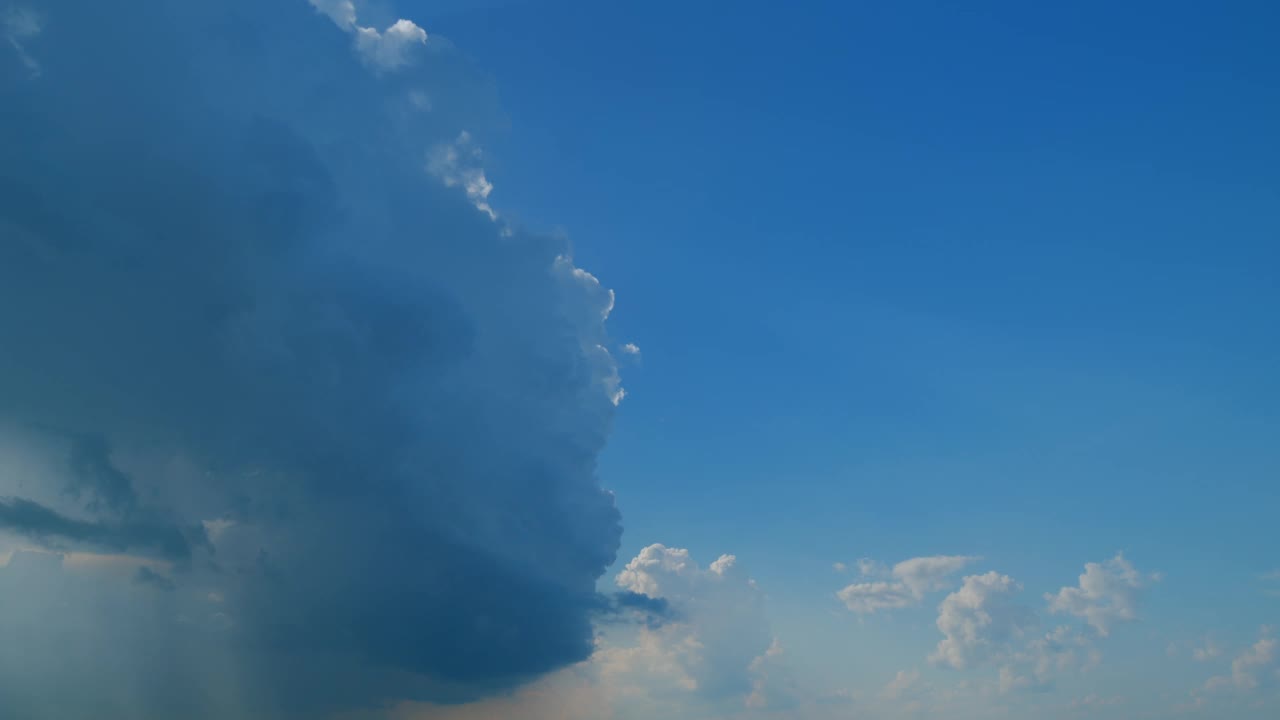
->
[0,0,627,717]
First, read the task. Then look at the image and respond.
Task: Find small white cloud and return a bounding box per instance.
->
[308,0,427,71]
[1199,628,1278,700]
[837,555,977,615]
[1230,630,1276,691]
[882,669,920,700]
[308,0,357,29]
[354,19,427,71]
[832,562,848,573]
[616,544,692,598]
[894,555,980,597]
[428,132,497,220]
[621,342,641,356]
[837,581,916,614]
[1194,637,1223,662]
[3,6,42,76]
[407,89,432,111]
[709,554,736,576]
[201,518,235,544]
[857,557,884,577]
[1046,553,1157,636]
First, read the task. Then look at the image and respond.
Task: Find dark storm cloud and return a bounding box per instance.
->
[0,497,201,560]
[595,590,676,631]
[133,565,176,591]
[0,0,627,717]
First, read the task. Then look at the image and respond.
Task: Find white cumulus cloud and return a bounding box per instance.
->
[1045,553,1157,636]
[930,571,1037,670]
[609,544,788,712]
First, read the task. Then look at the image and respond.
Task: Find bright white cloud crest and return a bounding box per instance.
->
[308,0,426,70]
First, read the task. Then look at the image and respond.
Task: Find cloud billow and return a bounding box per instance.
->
[0,0,625,716]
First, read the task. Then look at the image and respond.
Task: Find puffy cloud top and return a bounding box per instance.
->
[930,571,1037,670]
[607,545,785,712]
[1046,553,1158,636]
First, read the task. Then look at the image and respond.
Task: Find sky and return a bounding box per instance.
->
[0,1,1277,719]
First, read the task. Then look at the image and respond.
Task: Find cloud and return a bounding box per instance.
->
[920,556,1152,694]
[133,565,175,591]
[0,496,202,561]
[881,669,920,700]
[837,581,917,614]
[309,0,357,29]
[1230,633,1276,690]
[1045,554,1158,636]
[999,625,1100,694]
[609,544,785,710]
[616,544,696,598]
[929,571,1038,670]
[1204,628,1278,692]
[1193,637,1223,662]
[894,555,980,596]
[362,668,614,720]
[308,0,427,71]
[746,638,797,711]
[837,554,977,615]
[2,5,41,76]
[621,342,641,356]
[1261,570,1280,599]
[427,131,497,220]
[1066,693,1124,711]
[0,0,627,716]
[382,546,785,720]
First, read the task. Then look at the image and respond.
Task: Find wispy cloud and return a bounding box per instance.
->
[837,554,978,615]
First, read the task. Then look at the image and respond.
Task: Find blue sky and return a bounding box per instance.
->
[1,1,1278,718]
[428,0,1280,715]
